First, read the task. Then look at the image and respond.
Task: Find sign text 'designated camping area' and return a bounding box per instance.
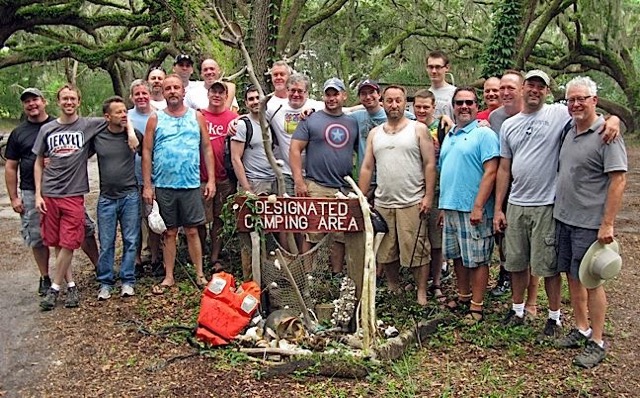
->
[235,197,364,233]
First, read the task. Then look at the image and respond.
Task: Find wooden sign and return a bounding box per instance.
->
[235,196,364,233]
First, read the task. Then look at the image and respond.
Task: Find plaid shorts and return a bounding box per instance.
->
[442,210,494,268]
[20,190,44,248]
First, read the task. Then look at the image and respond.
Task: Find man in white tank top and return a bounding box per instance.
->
[358,85,437,305]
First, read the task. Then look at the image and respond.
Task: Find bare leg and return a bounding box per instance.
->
[383,260,401,292]
[430,248,443,286]
[525,274,539,316]
[331,242,345,273]
[587,286,607,343]
[185,226,204,279]
[197,225,207,261]
[453,258,469,296]
[161,228,178,286]
[211,218,223,261]
[412,265,429,305]
[470,265,489,308]
[567,275,589,331]
[33,246,50,277]
[148,231,161,263]
[544,274,562,312]
[510,269,529,305]
[52,247,74,286]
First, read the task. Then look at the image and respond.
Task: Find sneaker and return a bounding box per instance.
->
[38,276,51,296]
[440,262,452,282]
[502,309,526,326]
[64,286,80,308]
[556,328,590,349]
[491,279,511,297]
[97,286,112,301]
[40,288,59,311]
[573,340,606,368]
[121,284,135,297]
[537,319,562,343]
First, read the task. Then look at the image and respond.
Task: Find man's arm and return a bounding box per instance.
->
[198,112,216,200]
[5,160,23,214]
[126,119,139,150]
[471,157,499,225]
[357,128,377,193]
[34,155,47,214]
[598,171,626,244]
[224,82,236,110]
[417,123,436,213]
[289,139,308,197]
[493,157,512,233]
[142,113,157,205]
[230,140,251,193]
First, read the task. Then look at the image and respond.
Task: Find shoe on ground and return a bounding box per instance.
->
[64,286,80,308]
[555,328,590,349]
[502,309,526,326]
[440,267,452,283]
[573,340,606,368]
[97,286,112,301]
[121,284,135,297]
[536,319,562,343]
[38,276,51,296]
[491,279,511,297]
[40,288,59,311]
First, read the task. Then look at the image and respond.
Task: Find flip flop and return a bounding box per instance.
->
[152,284,173,295]
[211,260,225,274]
[429,285,447,304]
[196,275,209,288]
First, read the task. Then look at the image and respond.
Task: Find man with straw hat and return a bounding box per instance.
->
[554,76,627,368]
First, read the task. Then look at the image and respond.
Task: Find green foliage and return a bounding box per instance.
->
[481,0,524,78]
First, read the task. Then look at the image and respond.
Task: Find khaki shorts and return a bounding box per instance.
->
[504,204,557,277]
[376,204,430,267]
[305,179,344,244]
[237,179,276,196]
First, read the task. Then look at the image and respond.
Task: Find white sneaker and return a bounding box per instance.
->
[121,284,135,297]
[97,286,111,301]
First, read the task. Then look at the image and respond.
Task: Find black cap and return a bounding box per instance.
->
[357,79,380,93]
[174,54,194,65]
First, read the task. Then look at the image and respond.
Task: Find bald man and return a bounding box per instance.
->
[477,77,501,120]
[185,58,237,111]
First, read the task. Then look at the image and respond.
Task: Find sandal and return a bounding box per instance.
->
[211,260,225,274]
[461,300,484,325]
[152,284,174,295]
[196,275,209,288]
[446,292,472,312]
[429,285,447,304]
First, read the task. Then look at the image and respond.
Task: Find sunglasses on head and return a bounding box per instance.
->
[454,99,476,106]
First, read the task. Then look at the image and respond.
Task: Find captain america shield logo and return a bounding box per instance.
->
[324,123,350,148]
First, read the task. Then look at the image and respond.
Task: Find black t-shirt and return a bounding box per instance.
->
[5,116,55,191]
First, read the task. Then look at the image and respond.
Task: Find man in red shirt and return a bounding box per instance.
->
[199,81,237,267]
[477,77,501,121]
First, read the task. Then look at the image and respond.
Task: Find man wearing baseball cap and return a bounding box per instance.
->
[554,76,627,368]
[290,77,358,273]
[173,53,198,93]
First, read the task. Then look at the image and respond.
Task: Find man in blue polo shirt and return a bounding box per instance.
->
[439,87,500,325]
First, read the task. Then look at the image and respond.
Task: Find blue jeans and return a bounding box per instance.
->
[96,192,141,287]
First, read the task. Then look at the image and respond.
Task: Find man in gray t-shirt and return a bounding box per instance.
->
[426,50,456,119]
[230,86,276,195]
[290,78,358,273]
[554,76,627,369]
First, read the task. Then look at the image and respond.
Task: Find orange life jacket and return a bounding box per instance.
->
[195,272,261,346]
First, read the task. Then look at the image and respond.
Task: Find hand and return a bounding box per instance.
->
[419,196,432,214]
[440,115,454,133]
[493,210,507,233]
[470,207,483,225]
[11,197,25,214]
[227,117,240,136]
[204,181,216,200]
[597,224,615,244]
[127,134,139,151]
[477,119,490,128]
[295,181,308,197]
[35,195,47,214]
[601,115,620,144]
[300,108,315,120]
[437,210,444,229]
[142,186,155,205]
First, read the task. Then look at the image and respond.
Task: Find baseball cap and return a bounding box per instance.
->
[524,70,551,86]
[20,88,44,101]
[209,80,228,93]
[174,54,194,65]
[357,79,379,93]
[323,77,346,92]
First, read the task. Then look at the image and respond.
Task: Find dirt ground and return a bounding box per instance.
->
[1,148,639,397]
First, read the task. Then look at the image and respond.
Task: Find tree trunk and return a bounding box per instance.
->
[247,0,279,90]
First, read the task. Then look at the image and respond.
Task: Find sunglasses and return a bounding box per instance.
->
[454,99,476,106]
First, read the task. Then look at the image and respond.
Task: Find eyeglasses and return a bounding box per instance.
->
[427,64,446,71]
[566,95,592,105]
[288,88,306,94]
[454,99,476,106]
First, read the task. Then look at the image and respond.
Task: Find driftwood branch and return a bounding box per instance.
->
[275,249,315,330]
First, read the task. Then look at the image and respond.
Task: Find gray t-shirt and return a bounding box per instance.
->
[32,117,106,197]
[231,116,275,181]
[291,110,358,188]
[429,83,456,120]
[554,116,627,229]
[499,104,571,206]
[92,127,143,199]
[489,106,510,134]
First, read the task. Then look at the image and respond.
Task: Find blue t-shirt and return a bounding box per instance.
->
[438,120,500,215]
[128,108,152,185]
[152,108,201,189]
[291,110,358,188]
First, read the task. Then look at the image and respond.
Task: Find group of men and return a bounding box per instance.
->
[5,50,627,369]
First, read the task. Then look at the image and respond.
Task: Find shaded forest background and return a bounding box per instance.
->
[1,0,639,132]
